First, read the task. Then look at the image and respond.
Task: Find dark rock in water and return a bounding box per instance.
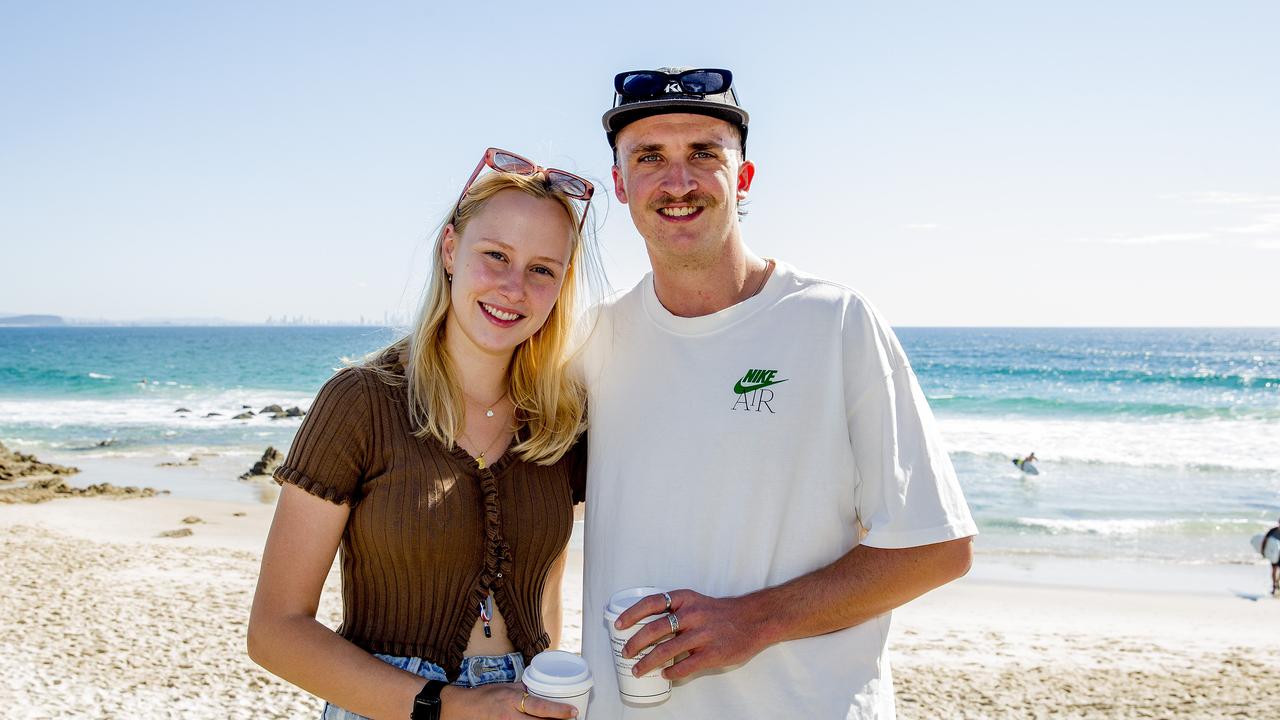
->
[270,412,287,420]
[205,412,222,418]
[260,404,284,415]
[175,408,191,413]
[285,406,305,417]
[96,439,117,448]
[0,441,79,482]
[242,404,253,409]
[240,446,284,481]
[232,412,254,420]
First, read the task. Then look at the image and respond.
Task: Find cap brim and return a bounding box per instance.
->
[602,97,750,137]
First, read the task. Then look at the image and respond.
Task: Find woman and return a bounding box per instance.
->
[248,148,595,719]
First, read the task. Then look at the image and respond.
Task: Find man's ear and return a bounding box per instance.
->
[612,165,629,205]
[736,159,756,202]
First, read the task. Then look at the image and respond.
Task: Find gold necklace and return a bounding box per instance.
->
[463,389,508,418]
[459,418,511,470]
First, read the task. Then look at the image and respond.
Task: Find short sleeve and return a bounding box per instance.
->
[273,368,372,506]
[568,431,588,505]
[842,301,978,549]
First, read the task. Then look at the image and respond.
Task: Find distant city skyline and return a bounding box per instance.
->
[2,3,1277,326]
[0,312,415,327]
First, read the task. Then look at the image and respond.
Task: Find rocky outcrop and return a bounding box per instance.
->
[232,412,254,420]
[157,456,200,467]
[0,442,79,482]
[239,447,283,481]
[0,477,165,504]
[259,404,284,415]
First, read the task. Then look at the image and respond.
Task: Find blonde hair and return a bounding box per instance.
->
[365,171,592,465]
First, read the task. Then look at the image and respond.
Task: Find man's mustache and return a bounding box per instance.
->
[647,193,718,211]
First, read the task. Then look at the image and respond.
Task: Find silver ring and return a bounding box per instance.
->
[661,591,673,612]
[668,612,680,634]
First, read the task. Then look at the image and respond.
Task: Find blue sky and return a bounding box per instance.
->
[2,2,1277,326]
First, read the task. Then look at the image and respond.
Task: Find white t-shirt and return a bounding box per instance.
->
[577,261,978,719]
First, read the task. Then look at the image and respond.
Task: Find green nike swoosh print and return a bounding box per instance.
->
[733,378,788,394]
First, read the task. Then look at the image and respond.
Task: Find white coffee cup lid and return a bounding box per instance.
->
[523,650,593,697]
[605,586,667,618]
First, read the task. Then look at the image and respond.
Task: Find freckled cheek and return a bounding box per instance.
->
[464,263,505,289]
[529,283,563,317]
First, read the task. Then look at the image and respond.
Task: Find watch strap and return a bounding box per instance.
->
[410,679,448,720]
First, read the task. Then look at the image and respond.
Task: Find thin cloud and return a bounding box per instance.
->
[1160,191,1280,207]
[1222,213,1280,235]
[1072,232,1213,246]
[1077,191,1280,247]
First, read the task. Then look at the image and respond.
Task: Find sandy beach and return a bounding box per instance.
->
[3,493,1279,719]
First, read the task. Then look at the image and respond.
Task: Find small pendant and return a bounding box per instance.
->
[485,409,494,418]
[476,454,487,470]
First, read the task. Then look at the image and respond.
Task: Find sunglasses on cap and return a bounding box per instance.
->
[613,68,734,99]
[456,147,595,231]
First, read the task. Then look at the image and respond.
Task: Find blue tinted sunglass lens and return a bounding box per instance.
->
[619,73,666,97]
[680,71,727,94]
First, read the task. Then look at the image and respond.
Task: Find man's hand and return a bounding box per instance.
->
[615,589,772,680]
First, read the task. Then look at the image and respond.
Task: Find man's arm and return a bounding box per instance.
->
[618,536,973,679]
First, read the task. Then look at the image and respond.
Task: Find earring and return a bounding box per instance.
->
[446,272,453,283]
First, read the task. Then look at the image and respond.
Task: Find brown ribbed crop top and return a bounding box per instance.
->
[272,366,585,676]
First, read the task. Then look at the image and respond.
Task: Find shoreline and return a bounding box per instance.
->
[8,447,1277,594]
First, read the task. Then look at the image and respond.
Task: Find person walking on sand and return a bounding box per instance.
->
[1265,517,1280,595]
[248,148,597,720]
[575,67,978,719]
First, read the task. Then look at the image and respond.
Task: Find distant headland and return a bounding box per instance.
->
[0,315,65,327]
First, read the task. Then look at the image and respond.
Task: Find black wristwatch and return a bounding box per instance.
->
[410,679,448,720]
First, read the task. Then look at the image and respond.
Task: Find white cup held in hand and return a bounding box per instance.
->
[603,586,672,706]
[523,650,593,718]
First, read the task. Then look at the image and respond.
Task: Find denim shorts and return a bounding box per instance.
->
[321,652,525,719]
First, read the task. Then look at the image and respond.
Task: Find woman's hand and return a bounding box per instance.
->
[440,682,577,719]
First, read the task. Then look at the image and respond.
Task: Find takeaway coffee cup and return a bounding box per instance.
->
[523,650,593,718]
[603,586,672,706]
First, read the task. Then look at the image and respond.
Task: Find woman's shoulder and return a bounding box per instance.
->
[306,367,378,425]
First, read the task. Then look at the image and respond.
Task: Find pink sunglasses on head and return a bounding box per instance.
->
[455,147,595,231]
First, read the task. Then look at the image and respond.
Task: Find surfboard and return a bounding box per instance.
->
[1012,458,1040,476]
[1250,533,1280,564]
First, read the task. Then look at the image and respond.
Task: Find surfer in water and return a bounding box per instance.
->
[1266,517,1280,595]
[1013,452,1038,472]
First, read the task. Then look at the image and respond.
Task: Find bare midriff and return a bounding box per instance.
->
[463,599,516,657]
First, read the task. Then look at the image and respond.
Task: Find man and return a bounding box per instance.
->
[576,67,978,718]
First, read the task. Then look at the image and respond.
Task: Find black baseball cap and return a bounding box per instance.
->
[603,67,749,151]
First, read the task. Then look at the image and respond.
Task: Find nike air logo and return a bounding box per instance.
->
[733,369,788,395]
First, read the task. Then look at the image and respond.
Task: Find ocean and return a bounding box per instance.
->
[2,326,1278,571]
